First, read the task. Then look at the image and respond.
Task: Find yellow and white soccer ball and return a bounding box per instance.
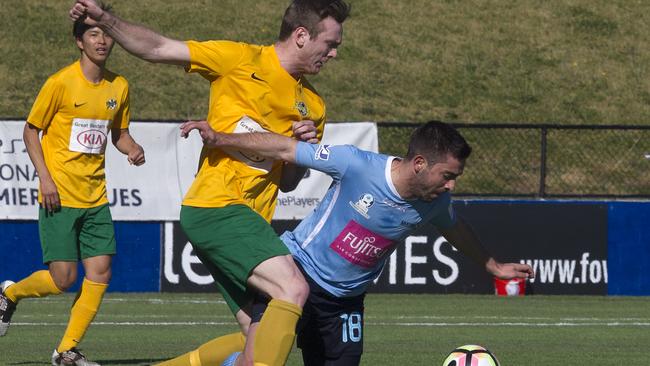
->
[442,344,500,366]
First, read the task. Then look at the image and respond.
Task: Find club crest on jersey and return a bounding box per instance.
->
[295,101,308,117]
[106,98,117,110]
[315,145,330,160]
[349,193,374,219]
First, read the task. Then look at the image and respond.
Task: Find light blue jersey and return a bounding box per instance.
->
[281,142,457,298]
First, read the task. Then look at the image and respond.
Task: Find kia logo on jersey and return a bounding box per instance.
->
[77,129,107,149]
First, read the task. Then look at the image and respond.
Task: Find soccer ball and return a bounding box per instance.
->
[442,345,500,366]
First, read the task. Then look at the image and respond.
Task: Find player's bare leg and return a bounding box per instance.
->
[244,255,308,366]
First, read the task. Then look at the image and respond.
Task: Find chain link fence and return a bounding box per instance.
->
[377,122,650,198]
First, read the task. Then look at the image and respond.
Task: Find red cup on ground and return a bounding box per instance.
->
[494,277,526,296]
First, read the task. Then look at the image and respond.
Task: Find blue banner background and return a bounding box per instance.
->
[0,222,160,292]
[607,202,650,295]
[1,201,648,295]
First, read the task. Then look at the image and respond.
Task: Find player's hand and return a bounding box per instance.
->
[128,144,146,166]
[485,258,535,280]
[292,120,318,144]
[40,176,60,214]
[488,260,535,280]
[180,120,219,146]
[69,0,104,25]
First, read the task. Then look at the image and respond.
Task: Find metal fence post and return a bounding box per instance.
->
[539,126,548,197]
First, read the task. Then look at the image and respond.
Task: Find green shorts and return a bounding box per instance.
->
[180,204,290,314]
[39,204,116,263]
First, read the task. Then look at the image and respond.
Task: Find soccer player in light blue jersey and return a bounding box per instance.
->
[180,120,534,366]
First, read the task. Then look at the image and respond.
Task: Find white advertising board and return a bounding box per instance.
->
[0,121,377,220]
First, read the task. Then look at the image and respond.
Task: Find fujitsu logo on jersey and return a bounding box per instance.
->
[329,220,394,268]
[342,232,385,257]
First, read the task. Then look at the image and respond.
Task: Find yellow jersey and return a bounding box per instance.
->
[182,40,326,221]
[26,60,130,208]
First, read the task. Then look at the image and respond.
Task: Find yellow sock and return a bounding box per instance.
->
[57,278,107,352]
[155,332,246,366]
[253,299,302,366]
[4,270,62,303]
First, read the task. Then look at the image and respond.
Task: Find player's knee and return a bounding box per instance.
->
[86,269,111,284]
[51,272,76,291]
[49,262,78,291]
[280,270,309,306]
[295,275,310,306]
[83,260,112,284]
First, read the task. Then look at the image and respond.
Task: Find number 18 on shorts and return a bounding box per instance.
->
[296,288,365,360]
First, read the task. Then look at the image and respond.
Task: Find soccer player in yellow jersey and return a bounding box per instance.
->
[69,1,350,365]
[0,3,145,366]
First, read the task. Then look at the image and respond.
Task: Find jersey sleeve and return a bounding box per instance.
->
[294,142,358,181]
[113,80,130,129]
[185,40,246,80]
[429,193,457,229]
[26,76,65,130]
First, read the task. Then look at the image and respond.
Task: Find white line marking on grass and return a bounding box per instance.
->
[12,321,650,328]
[105,298,227,304]
[104,314,235,319]
[385,315,650,322]
[13,321,238,326]
[371,322,650,327]
[20,298,227,305]
[15,314,234,320]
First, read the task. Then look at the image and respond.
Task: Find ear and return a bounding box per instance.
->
[294,26,310,48]
[412,155,427,174]
[75,37,84,51]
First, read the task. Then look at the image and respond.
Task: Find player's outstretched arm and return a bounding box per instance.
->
[180,120,298,162]
[439,218,534,280]
[69,0,190,66]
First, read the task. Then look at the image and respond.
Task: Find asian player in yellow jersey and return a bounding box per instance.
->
[0,3,145,365]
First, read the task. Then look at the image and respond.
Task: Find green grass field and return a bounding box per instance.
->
[2,293,650,365]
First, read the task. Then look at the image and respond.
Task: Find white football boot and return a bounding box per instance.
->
[0,280,17,336]
[52,348,101,366]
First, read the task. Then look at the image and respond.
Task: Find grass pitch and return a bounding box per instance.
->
[1,293,649,365]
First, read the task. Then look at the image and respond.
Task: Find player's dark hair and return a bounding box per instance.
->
[73,2,113,39]
[278,0,351,41]
[405,121,472,164]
